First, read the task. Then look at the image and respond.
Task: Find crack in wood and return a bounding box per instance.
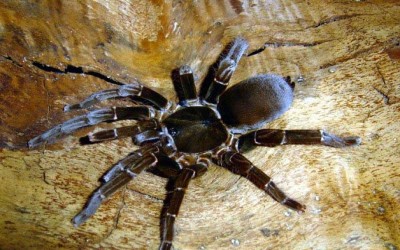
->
[319,48,369,69]
[31,61,124,86]
[308,14,365,29]
[1,55,22,67]
[42,171,51,185]
[373,87,390,105]
[374,66,391,105]
[126,187,164,203]
[319,43,381,69]
[247,40,331,57]
[40,159,65,202]
[319,38,399,69]
[98,187,127,246]
[376,66,387,86]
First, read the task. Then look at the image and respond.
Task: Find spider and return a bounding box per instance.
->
[28,37,361,250]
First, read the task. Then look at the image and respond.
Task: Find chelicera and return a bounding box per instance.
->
[28,37,361,250]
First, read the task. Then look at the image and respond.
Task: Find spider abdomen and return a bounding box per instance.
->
[163,106,228,153]
[217,74,294,133]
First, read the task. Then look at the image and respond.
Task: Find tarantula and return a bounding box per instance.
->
[28,37,361,249]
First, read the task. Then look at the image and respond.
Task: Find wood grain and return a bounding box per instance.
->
[0,0,399,249]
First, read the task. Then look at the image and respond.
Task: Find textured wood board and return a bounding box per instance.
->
[0,0,399,249]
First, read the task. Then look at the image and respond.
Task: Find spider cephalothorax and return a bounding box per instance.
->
[28,37,361,250]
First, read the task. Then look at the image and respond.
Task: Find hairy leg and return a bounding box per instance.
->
[216,150,305,212]
[72,146,159,227]
[82,119,159,144]
[64,82,170,111]
[28,106,154,148]
[173,65,197,106]
[159,164,207,250]
[237,129,361,152]
[203,37,249,104]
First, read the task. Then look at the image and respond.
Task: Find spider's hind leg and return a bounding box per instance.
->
[237,129,361,152]
[159,163,208,250]
[216,150,306,212]
[72,146,159,227]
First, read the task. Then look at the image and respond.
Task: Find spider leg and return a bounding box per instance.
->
[28,106,154,148]
[203,37,249,104]
[64,82,169,112]
[159,164,208,250]
[173,65,197,106]
[216,150,306,212]
[72,146,159,227]
[82,119,159,143]
[237,129,362,152]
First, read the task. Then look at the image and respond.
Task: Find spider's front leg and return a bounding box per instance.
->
[237,129,361,152]
[64,82,169,111]
[216,150,306,212]
[159,163,208,250]
[82,119,160,144]
[173,65,198,106]
[28,106,155,147]
[72,145,160,227]
[203,37,249,104]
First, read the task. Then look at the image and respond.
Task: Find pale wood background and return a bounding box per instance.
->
[0,1,399,249]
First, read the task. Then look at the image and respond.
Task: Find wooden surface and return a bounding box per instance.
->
[0,0,399,249]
